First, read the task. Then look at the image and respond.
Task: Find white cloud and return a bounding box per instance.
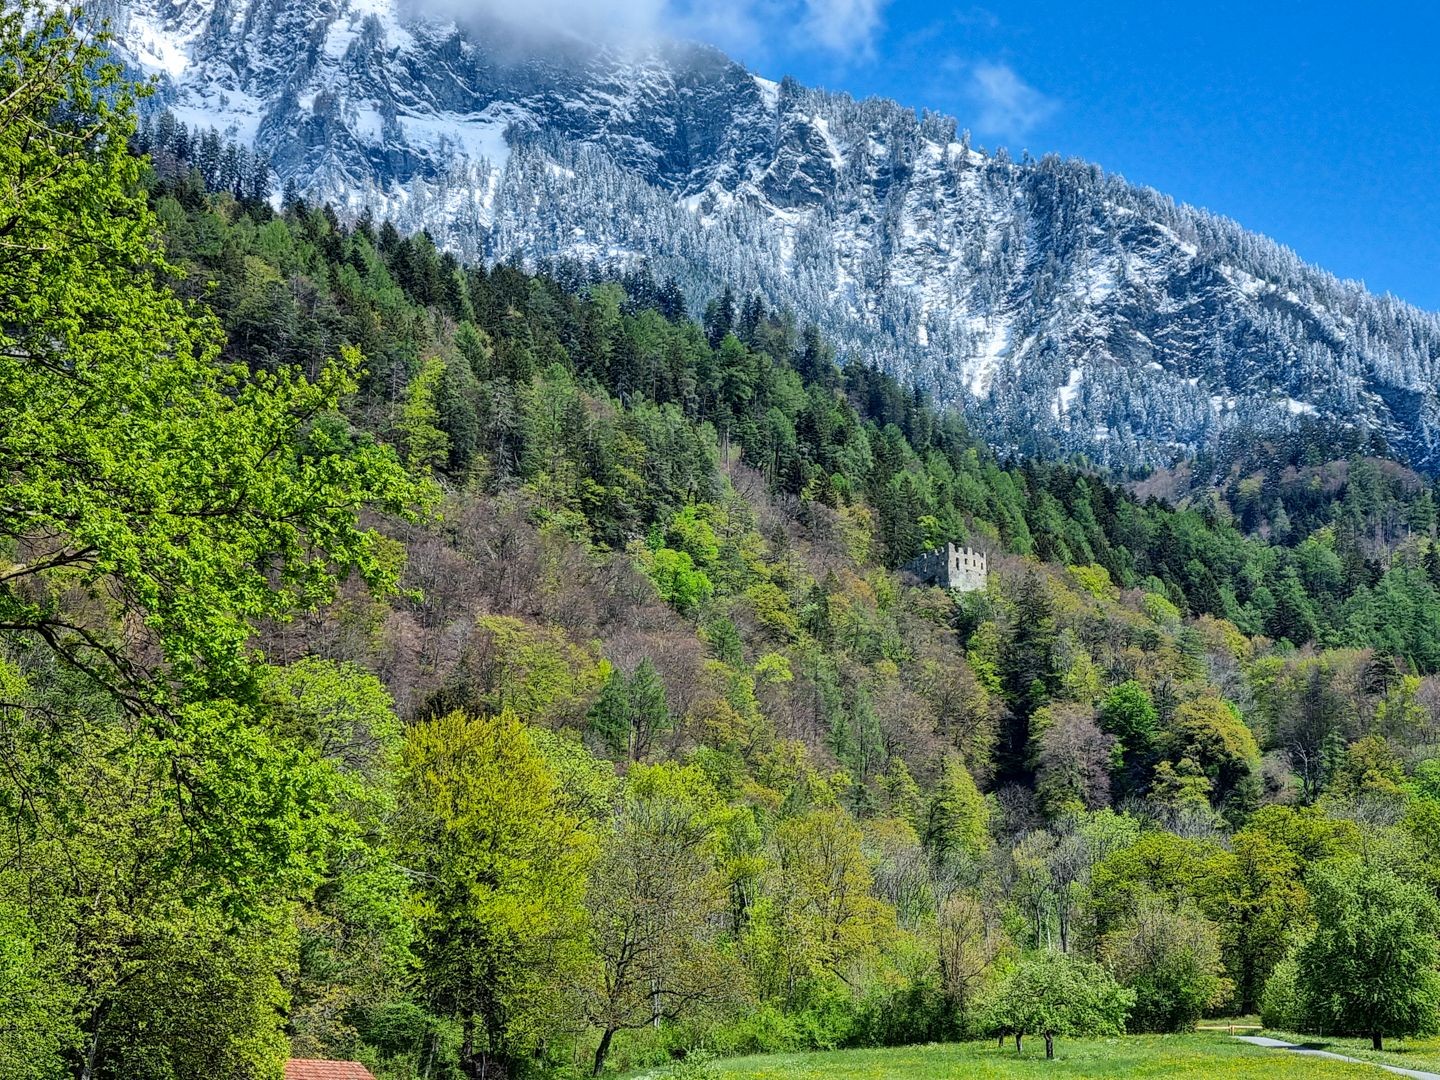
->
[968,61,1057,139]
[405,0,670,45]
[405,0,887,59]
[800,0,889,60]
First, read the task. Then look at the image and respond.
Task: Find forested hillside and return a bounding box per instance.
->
[9,10,1440,1080]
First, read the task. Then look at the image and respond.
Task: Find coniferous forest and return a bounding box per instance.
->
[10,8,1440,1079]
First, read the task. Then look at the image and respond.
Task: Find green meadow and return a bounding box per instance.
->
[696,1035,1386,1079]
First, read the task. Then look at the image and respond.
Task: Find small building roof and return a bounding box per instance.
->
[284,1061,378,1080]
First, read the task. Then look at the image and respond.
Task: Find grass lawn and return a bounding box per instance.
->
[1260,1028,1440,1075]
[700,1033,1381,1078]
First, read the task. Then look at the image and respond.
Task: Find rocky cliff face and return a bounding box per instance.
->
[104,0,1440,471]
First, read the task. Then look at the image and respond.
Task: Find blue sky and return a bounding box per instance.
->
[712,0,1440,310]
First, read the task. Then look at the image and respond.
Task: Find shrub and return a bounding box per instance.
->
[1259,950,1308,1031]
[656,1049,719,1080]
[1102,897,1230,1033]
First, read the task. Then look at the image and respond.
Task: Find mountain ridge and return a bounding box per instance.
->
[101,0,1440,472]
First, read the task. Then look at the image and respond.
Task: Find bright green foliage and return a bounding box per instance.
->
[640,545,715,615]
[0,2,426,953]
[0,899,78,1080]
[1244,805,1362,864]
[1099,681,1158,793]
[260,657,402,788]
[764,810,892,999]
[984,951,1133,1057]
[1089,833,1231,934]
[1296,864,1440,1050]
[1141,592,1182,627]
[667,504,723,568]
[923,756,991,865]
[1149,757,1216,812]
[0,655,307,1079]
[879,759,924,828]
[397,356,451,472]
[1296,869,1440,1054]
[0,3,421,704]
[397,711,595,1077]
[528,727,622,826]
[583,763,741,1075]
[1068,564,1116,600]
[80,913,292,1080]
[1163,697,1260,814]
[1260,950,1307,1031]
[445,614,606,726]
[1329,735,1406,799]
[259,660,420,1067]
[1213,829,1310,1013]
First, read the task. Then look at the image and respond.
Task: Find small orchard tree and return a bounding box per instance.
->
[1297,863,1440,1050]
[986,951,1133,1059]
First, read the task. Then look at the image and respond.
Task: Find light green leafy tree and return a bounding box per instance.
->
[397,710,595,1078]
[1098,680,1158,795]
[636,545,714,616]
[0,0,427,901]
[1101,896,1230,1032]
[0,654,307,1080]
[582,763,741,1075]
[397,356,452,473]
[985,951,1133,1059]
[1296,864,1440,1050]
[922,755,990,867]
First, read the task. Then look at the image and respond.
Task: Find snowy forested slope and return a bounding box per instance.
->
[101,0,1440,470]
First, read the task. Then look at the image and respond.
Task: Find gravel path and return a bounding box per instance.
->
[1234,1035,1440,1080]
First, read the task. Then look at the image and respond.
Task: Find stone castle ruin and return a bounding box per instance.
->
[902,542,988,593]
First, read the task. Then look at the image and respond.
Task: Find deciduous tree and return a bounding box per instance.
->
[582,764,740,1074]
[985,951,1132,1058]
[1296,864,1440,1050]
[398,711,594,1079]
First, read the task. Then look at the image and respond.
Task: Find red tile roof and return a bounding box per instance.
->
[284,1061,378,1080]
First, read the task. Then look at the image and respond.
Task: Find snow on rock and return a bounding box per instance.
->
[1054,367,1084,419]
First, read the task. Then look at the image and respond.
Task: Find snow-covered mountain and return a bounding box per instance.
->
[101,0,1440,470]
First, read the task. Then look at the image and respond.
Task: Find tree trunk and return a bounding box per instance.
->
[78,1025,101,1080]
[461,1016,476,1080]
[476,1053,509,1080]
[78,1000,109,1080]
[1373,1032,1383,1051]
[1045,1033,1055,1060]
[1015,1032,1023,1053]
[593,1028,616,1077]
[998,1033,1005,1048]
